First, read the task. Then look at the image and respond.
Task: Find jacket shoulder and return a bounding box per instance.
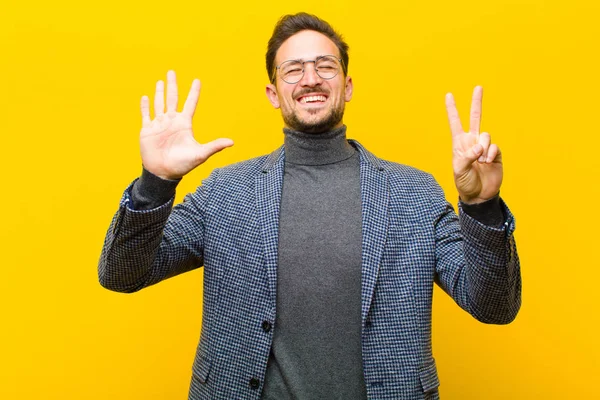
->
[378,159,438,190]
[218,155,267,177]
[196,148,282,201]
[209,147,281,182]
[352,140,436,188]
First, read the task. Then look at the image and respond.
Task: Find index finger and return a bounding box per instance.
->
[445,93,463,137]
[182,79,201,118]
[469,86,483,135]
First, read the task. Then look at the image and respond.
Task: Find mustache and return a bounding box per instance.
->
[293,88,330,98]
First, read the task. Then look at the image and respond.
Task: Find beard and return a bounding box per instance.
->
[282,102,345,134]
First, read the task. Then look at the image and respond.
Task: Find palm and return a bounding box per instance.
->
[139,71,233,180]
[445,86,503,204]
[140,110,202,179]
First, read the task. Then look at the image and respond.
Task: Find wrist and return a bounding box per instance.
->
[459,197,487,205]
[133,167,180,207]
[459,194,504,227]
[142,165,185,181]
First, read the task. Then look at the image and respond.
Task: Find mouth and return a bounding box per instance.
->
[296,93,328,105]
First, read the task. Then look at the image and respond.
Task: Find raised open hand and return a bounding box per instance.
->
[140,71,234,180]
[445,86,503,204]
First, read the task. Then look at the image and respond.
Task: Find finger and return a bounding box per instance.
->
[478,132,491,163]
[454,143,484,174]
[198,138,234,161]
[183,79,201,118]
[445,93,464,138]
[141,96,151,126]
[154,80,165,117]
[487,144,502,163]
[166,70,178,113]
[469,86,483,135]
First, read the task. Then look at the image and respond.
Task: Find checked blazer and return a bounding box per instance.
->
[99,140,521,400]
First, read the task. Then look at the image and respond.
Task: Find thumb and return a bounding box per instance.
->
[455,143,483,173]
[196,138,234,163]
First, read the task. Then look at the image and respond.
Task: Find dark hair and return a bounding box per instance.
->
[266,12,349,83]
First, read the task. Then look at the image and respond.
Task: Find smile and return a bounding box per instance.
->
[297,95,328,104]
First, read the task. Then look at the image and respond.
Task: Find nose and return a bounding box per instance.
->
[299,61,323,87]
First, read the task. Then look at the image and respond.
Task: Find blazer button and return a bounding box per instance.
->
[261,321,272,332]
[249,378,260,390]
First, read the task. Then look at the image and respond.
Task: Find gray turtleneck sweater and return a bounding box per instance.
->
[261,126,367,399]
[129,126,503,399]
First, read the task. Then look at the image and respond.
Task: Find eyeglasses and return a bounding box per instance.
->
[273,55,343,84]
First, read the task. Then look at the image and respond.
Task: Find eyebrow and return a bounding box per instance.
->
[282,58,303,64]
[280,55,335,64]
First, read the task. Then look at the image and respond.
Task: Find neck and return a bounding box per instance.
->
[283,125,356,166]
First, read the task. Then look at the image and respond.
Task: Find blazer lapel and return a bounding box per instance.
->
[352,141,390,326]
[255,146,285,306]
[255,140,388,323]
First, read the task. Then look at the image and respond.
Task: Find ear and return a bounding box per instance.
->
[265,83,280,109]
[344,76,353,102]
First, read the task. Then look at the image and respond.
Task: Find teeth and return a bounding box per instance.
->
[300,95,327,103]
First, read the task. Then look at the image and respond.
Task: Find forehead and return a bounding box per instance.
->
[276,30,340,63]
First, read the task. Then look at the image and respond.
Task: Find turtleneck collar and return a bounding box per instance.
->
[283,125,356,166]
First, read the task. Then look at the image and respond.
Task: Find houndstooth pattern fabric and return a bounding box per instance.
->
[99,140,521,400]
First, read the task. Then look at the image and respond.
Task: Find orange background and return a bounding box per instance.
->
[1,0,598,398]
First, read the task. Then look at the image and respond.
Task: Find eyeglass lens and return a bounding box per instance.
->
[279,56,340,83]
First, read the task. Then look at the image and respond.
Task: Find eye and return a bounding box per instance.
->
[317,56,338,67]
[280,61,303,76]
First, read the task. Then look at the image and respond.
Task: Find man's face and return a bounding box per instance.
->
[266,30,353,134]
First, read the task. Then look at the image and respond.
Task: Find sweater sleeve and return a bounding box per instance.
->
[130,167,180,210]
[459,194,505,228]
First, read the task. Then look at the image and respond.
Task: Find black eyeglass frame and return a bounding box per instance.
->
[271,55,345,84]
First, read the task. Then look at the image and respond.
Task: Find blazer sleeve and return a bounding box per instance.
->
[431,179,522,324]
[98,169,220,293]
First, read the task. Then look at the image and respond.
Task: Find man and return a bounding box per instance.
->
[99,12,521,400]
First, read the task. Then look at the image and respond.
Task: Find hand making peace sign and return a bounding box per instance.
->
[139,71,234,180]
[445,86,503,204]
